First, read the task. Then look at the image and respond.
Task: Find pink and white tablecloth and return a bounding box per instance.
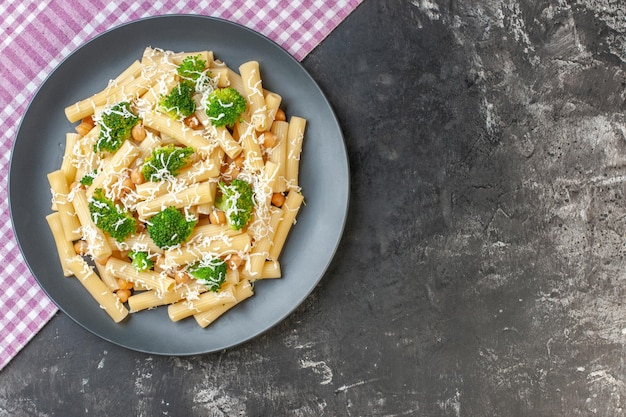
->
[0,0,361,370]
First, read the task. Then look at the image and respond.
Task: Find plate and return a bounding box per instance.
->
[9,15,349,355]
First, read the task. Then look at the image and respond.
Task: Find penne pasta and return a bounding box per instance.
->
[167,284,236,322]
[86,139,140,197]
[135,181,213,218]
[268,120,289,193]
[66,256,129,323]
[242,206,282,279]
[61,133,80,182]
[264,92,282,126]
[127,278,207,312]
[45,212,75,277]
[64,60,143,122]
[285,116,306,190]
[164,232,251,268]
[193,280,254,328]
[239,61,269,131]
[106,257,176,294]
[47,170,82,242]
[236,121,264,172]
[142,112,214,156]
[71,188,113,262]
[213,126,243,159]
[269,190,304,261]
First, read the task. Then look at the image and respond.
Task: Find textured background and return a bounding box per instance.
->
[3,0,626,416]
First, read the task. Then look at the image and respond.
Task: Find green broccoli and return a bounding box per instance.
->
[146,206,197,249]
[95,101,139,153]
[88,188,137,242]
[159,81,196,119]
[177,55,207,82]
[214,179,255,230]
[80,170,97,186]
[141,144,195,182]
[205,87,247,128]
[128,250,154,272]
[187,257,227,292]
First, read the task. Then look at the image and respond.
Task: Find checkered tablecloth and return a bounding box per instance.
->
[0,0,361,370]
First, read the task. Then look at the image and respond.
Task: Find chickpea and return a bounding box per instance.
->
[131,123,147,142]
[129,168,145,185]
[116,278,134,290]
[261,131,277,148]
[116,289,131,303]
[184,115,202,130]
[274,108,287,122]
[75,121,93,136]
[226,253,243,270]
[209,210,226,225]
[271,192,286,207]
[73,240,89,255]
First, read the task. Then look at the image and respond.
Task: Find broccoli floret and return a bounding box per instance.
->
[177,55,207,82]
[95,101,139,153]
[88,188,137,242]
[80,170,97,186]
[187,257,227,292]
[141,144,195,182]
[205,87,247,128]
[146,206,197,249]
[214,179,255,230]
[128,250,154,272]
[159,81,196,119]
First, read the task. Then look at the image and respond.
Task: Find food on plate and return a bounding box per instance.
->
[46,47,306,327]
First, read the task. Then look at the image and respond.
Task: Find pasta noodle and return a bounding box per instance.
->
[167,284,236,322]
[239,61,269,131]
[47,46,307,328]
[71,188,113,262]
[264,92,282,126]
[45,212,74,276]
[86,139,140,197]
[47,170,82,242]
[61,133,80,182]
[268,121,289,193]
[142,112,214,156]
[286,116,306,189]
[66,256,129,323]
[64,60,143,123]
[106,257,176,294]
[193,280,254,328]
[269,190,304,261]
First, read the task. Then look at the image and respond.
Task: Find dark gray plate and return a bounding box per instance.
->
[9,15,349,355]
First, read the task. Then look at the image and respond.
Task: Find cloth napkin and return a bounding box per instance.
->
[0,0,362,371]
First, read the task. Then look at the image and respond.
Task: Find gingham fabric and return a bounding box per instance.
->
[0,0,362,370]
